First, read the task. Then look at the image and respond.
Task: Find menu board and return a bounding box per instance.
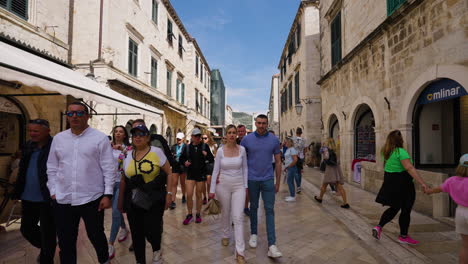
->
[356,125,375,159]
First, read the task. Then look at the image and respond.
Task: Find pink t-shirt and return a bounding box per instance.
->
[441,176,468,207]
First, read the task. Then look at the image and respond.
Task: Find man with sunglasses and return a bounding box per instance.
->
[47,102,115,264]
[13,119,56,264]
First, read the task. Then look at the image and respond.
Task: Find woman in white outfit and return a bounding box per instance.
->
[209,125,248,264]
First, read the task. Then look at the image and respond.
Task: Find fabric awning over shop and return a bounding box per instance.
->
[0,42,163,115]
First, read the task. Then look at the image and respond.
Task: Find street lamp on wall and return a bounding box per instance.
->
[295,98,320,115]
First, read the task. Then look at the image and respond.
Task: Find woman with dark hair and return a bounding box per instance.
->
[202,133,217,203]
[108,125,131,259]
[372,130,428,245]
[209,125,248,264]
[118,125,173,263]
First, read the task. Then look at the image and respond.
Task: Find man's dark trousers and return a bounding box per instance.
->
[54,197,109,264]
[20,200,56,264]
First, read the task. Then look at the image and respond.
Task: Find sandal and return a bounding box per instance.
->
[341,204,350,209]
[314,196,323,203]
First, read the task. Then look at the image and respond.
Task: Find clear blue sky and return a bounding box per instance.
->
[172,0,301,115]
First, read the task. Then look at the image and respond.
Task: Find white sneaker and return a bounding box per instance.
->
[267,245,283,258]
[249,234,257,248]
[118,228,129,242]
[285,196,296,202]
[152,250,162,264]
[108,245,115,259]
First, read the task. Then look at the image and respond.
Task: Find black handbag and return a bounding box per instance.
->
[131,187,153,210]
[325,150,337,166]
[129,158,166,210]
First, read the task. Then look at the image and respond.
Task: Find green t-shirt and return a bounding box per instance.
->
[384,148,412,173]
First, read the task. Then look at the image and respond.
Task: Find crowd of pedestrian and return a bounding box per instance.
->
[7,101,468,263]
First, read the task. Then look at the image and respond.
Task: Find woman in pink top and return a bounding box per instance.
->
[427,154,468,264]
[209,125,248,264]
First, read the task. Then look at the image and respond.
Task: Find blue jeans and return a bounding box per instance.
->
[109,183,126,243]
[248,179,276,246]
[287,166,298,197]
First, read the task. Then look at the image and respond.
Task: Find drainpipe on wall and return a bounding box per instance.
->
[67,0,74,64]
[98,0,103,61]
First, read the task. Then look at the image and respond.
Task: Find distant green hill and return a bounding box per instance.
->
[232,112,253,130]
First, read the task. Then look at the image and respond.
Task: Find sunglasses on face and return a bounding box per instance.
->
[29,119,50,128]
[202,137,208,140]
[132,132,148,137]
[65,111,87,117]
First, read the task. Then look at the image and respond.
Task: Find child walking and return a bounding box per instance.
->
[427,154,468,264]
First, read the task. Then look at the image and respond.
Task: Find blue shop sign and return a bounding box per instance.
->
[417,78,467,105]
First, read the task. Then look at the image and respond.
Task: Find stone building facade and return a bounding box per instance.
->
[318,0,468,217]
[71,0,211,144]
[278,0,322,144]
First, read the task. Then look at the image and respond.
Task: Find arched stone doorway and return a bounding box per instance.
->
[0,97,25,156]
[150,124,157,135]
[413,78,467,169]
[329,114,339,142]
[354,104,376,160]
[166,126,172,145]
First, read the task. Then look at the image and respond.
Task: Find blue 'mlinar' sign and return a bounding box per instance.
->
[417,78,467,105]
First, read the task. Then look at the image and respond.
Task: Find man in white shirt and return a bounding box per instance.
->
[47,102,115,264]
[293,127,306,194]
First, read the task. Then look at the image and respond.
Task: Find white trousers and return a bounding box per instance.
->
[216,174,246,256]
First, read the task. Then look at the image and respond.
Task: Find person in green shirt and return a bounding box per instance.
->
[372,130,428,245]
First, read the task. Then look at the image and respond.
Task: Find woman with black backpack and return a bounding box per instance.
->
[314,138,350,209]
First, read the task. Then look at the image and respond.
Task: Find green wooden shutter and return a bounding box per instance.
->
[128,39,138,76]
[1,0,28,20]
[181,83,185,104]
[288,82,293,109]
[167,71,172,96]
[151,57,157,88]
[387,0,405,16]
[331,12,342,66]
[176,79,180,102]
[296,23,301,48]
[152,0,158,23]
[295,72,300,104]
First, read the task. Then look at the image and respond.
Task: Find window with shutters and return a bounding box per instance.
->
[128,38,138,76]
[0,0,28,20]
[152,0,158,24]
[331,12,342,66]
[150,57,157,88]
[181,83,185,104]
[195,55,199,76]
[200,65,203,82]
[176,79,181,102]
[167,19,173,46]
[195,89,199,111]
[200,95,203,114]
[294,72,300,104]
[288,82,293,110]
[166,70,172,97]
[387,0,405,16]
[178,34,183,58]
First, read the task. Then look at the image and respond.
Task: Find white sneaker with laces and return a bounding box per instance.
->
[249,234,257,248]
[267,245,283,258]
[152,250,162,264]
[285,196,296,202]
[108,245,115,259]
[118,228,129,242]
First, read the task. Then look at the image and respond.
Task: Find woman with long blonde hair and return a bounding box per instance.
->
[372,130,428,245]
[209,125,248,263]
[314,138,350,208]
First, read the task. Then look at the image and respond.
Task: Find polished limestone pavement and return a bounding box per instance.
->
[1,166,456,263]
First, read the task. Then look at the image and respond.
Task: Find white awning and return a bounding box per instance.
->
[0,41,163,116]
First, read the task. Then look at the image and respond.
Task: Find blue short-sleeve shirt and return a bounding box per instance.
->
[241,131,280,181]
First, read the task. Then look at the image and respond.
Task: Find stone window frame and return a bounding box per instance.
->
[151,0,159,25]
[325,0,343,67]
[128,37,139,77]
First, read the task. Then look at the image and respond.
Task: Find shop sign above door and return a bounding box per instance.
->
[0,97,22,114]
[417,78,467,105]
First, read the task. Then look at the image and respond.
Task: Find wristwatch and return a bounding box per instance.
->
[167,192,173,196]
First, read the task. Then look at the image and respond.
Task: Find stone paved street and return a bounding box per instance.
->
[0,167,461,263]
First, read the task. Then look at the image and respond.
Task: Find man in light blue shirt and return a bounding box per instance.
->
[241,114,283,258]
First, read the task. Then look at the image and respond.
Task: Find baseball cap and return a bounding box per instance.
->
[460,154,468,167]
[191,128,202,136]
[130,125,149,135]
[176,132,185,139]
